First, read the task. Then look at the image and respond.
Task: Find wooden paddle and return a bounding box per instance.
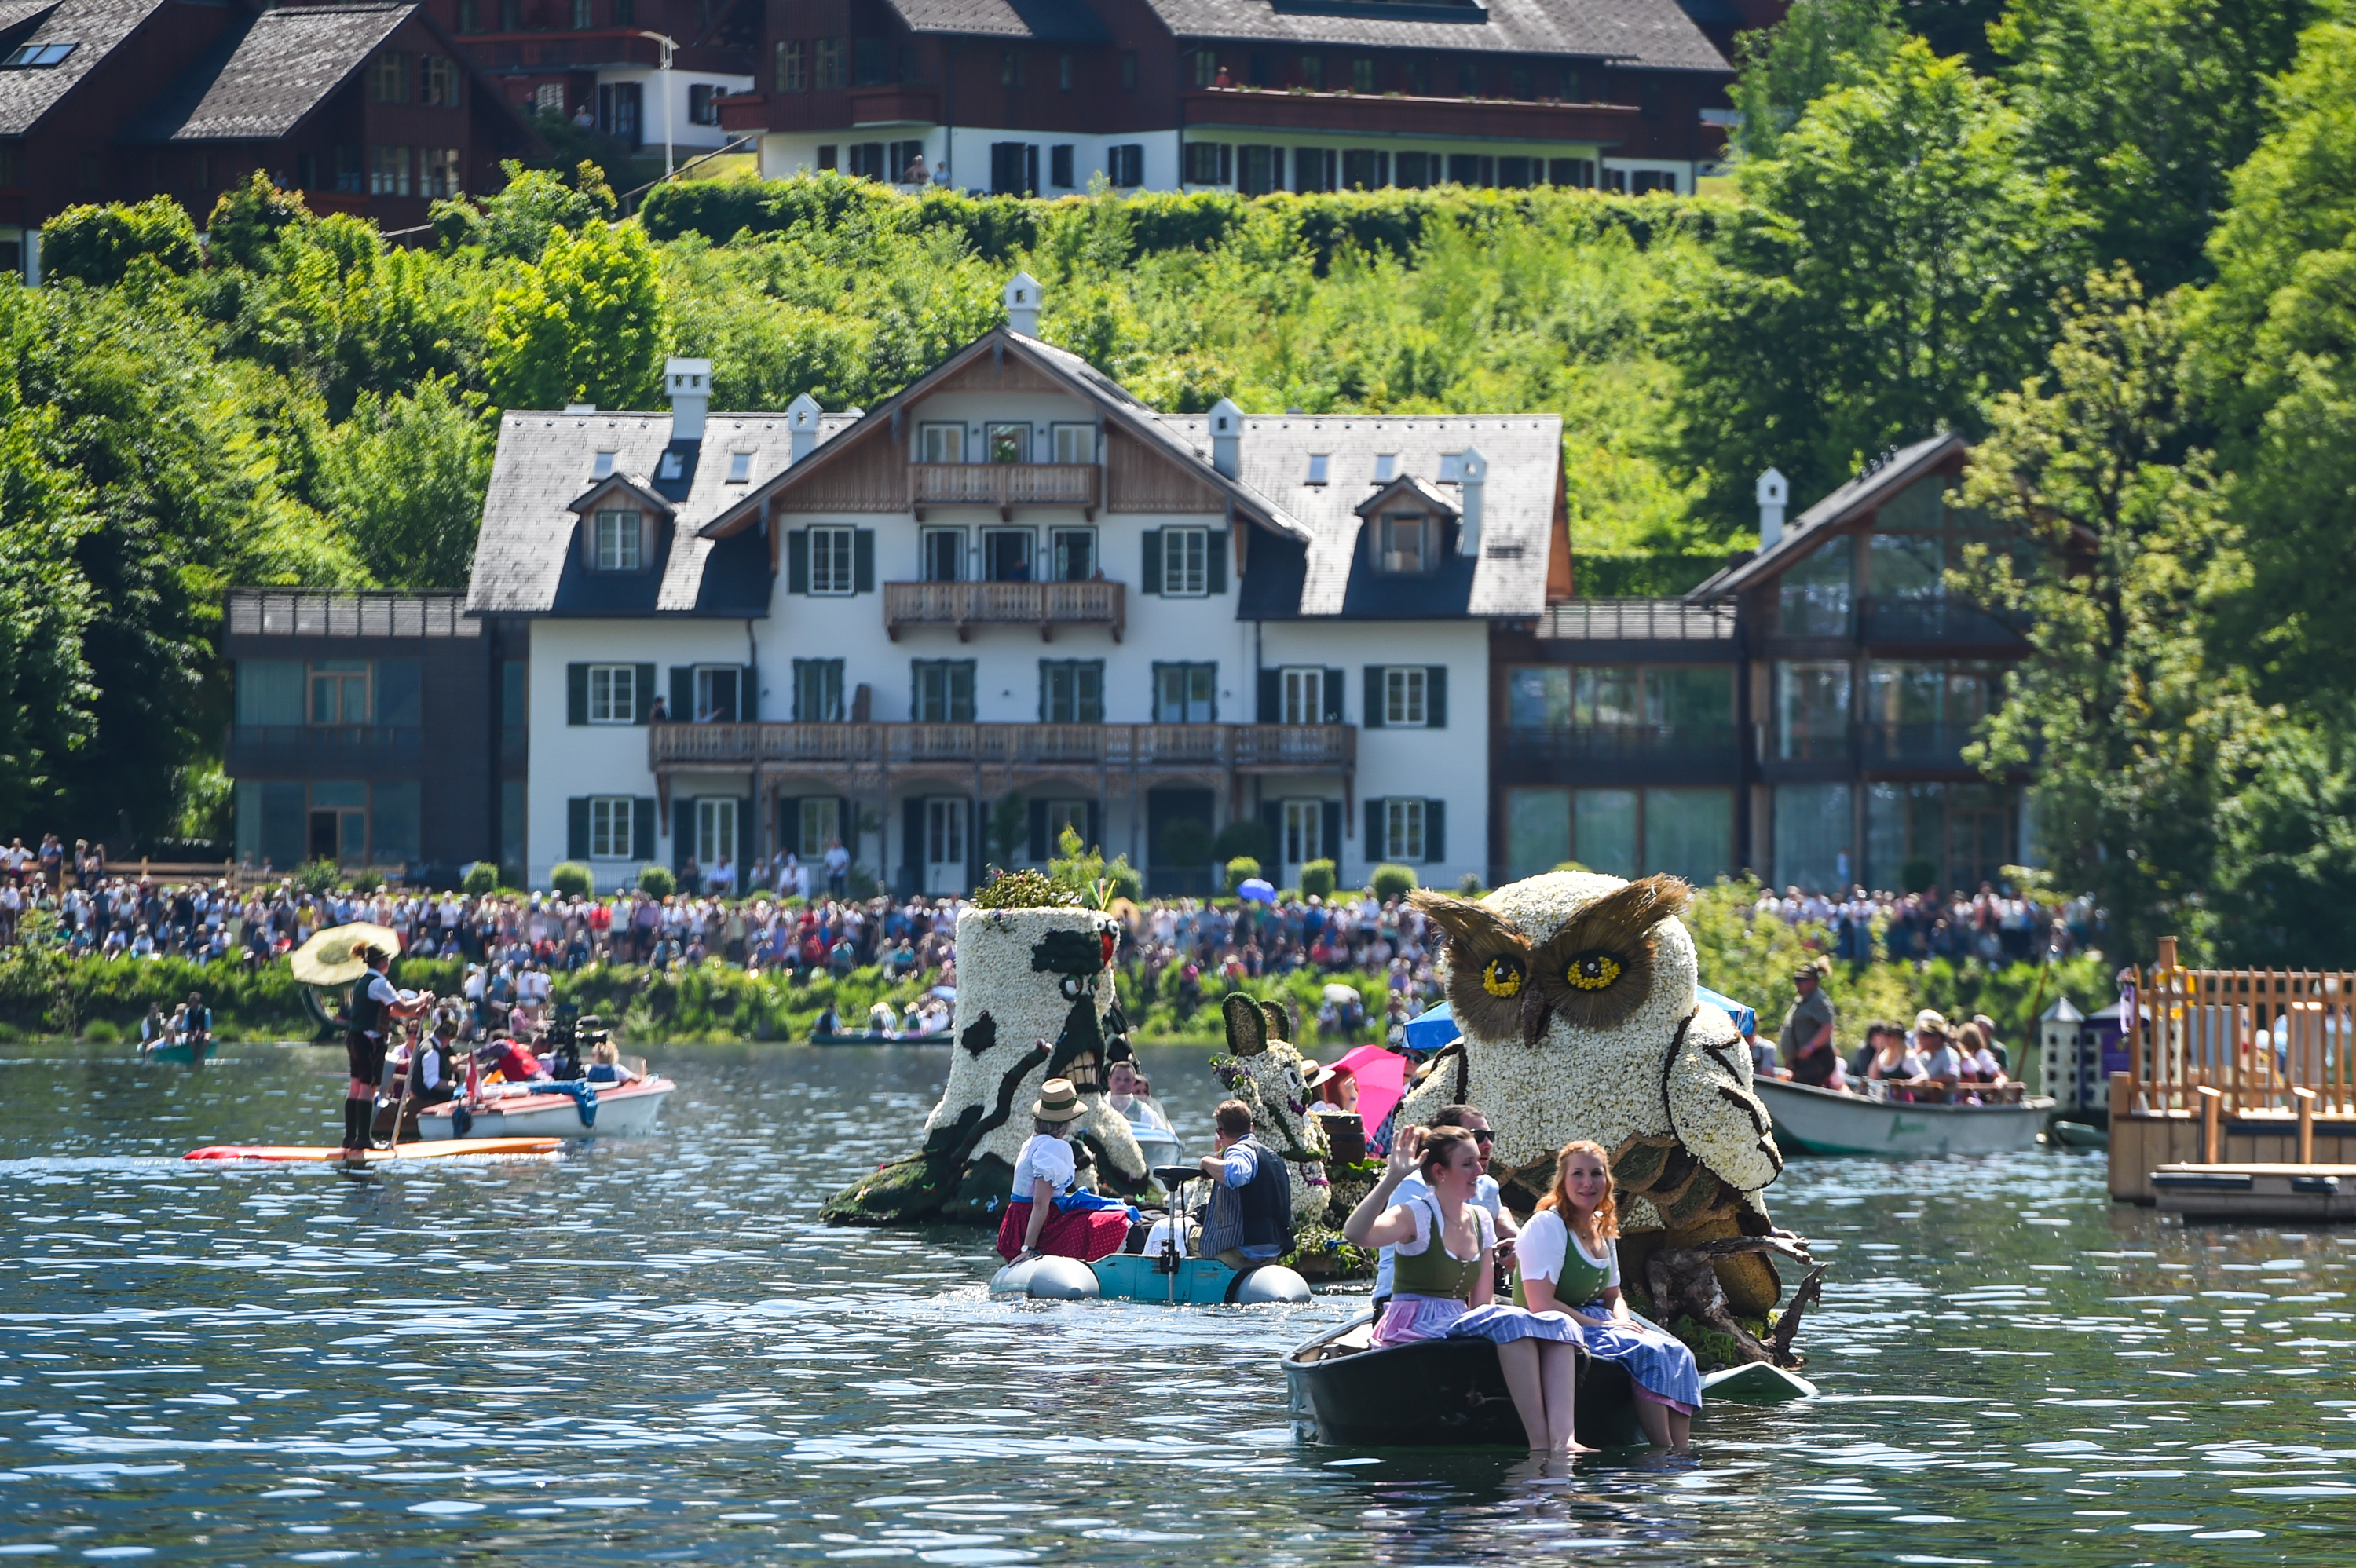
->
[384,1018,418,1157]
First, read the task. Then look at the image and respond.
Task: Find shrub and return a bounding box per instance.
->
[1371,862,1419,901]
[1458,872,1486,897]
[82,1018,120,1044]
[206,174,310,271]
[294,859,340,897]
[461,861,499,895]
[636,864,676,897]
[550,861,594,898]
[42,197,201,286]
[972,868,1077,909]
[1300,858,1337,900]
[1225,856,1263,894]
[348,869,383,895]
[1213,820,1273,864]
[1162,819,1213,869]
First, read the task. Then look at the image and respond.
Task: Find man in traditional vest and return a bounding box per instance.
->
[1194,1099,1292,1270]
[343,942,433,1160]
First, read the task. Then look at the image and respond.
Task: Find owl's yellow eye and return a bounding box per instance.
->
[1480,957,1524,998]
[1564,952,1622,991]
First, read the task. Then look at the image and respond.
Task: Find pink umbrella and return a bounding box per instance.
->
[1323,1044,1409,1135]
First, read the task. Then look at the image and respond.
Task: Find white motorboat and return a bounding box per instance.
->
[414,1076,674,1140]
[1755,1076,2054,1157]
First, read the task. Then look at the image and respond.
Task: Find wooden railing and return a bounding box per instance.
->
[650,721,1355,773]
[2121,936,2356,1116]
[883,579,1125,642]
[909,462,1099,517]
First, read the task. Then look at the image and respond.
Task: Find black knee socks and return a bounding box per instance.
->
[342,1098,366,1150]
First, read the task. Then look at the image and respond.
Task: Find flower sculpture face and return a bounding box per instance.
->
[1209,992,1332,1224]
[1397,871,1785,1314]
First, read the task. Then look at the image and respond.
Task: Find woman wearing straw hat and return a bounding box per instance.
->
[997,1076,1132,1264]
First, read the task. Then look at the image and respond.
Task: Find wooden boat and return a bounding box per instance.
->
[1286,1311,1641,1448]
[810,1030,951,1047]
[412,1076,674,1139]
[2050,1119,2110,1150]
[137,1039,214,1065]
[1755,1076,2054,1157]
[184,1137,562,1163]
[2152,1162,2356,1220]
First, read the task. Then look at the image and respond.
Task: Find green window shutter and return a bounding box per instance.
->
[1081,660,1103,723]
[671,666,693,722]
[1366,797,1383,858]
[1257,669,1279,722]
[1037,659,1050,722]
[1425,799,1445,863]
[567,663,588,726]
[1028,798,1048,861]
[902,797,924,891]
[634,663,656,724]
[1426,665,1447,728]
[787,528,809,594]
[567,797,590,859]
[777,797,800,857]
[854,528,875,593]
[839,795,858,857]
[1207,528,1228,594]
[1363,666,1385,729]
[674,799,696,871]
[953,660,976,722]
[1140,529,1162,594]
[1260,800,1282,861]
[1322,799,1343,858]
[743,663,759,721]
[632,797,657,860]
[1323,668,1345,723]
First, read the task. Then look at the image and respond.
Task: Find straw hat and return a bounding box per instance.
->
[1912,1008,1949,1036]
[1031,1077,1085,1122]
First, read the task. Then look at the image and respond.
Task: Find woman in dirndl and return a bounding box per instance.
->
[996,1077,1131,1263]
[1341,1125,1586,1455]
[1515,1139,1704,1452]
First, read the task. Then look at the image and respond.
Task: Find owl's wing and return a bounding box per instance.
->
[1661,1002,1783,1194]
[1409,889,1535,1044]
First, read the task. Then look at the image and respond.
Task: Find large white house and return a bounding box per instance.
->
[463,274,1564,896]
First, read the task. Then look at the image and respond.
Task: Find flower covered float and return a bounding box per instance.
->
[1209,992,1333,1227]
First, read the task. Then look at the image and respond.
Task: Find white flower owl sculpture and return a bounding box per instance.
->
[1396,871,1805,1329]
[1209,992,1332,1226]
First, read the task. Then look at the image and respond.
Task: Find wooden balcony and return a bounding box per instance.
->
[909,462,1099,519]
[884,580,1125,642]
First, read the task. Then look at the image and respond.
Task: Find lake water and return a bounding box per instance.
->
[2,1040,2352,1566]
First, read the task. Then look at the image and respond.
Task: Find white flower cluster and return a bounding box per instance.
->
[920,905,1144,1182]
[1400,870,1779,1233]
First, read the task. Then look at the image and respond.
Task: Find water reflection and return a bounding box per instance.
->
[1,1041,2352,1563]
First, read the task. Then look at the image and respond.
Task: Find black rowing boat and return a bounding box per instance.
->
[1285,1313,1641,1448]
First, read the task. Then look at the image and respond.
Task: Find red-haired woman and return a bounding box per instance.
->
[1516,1140,1703,1452]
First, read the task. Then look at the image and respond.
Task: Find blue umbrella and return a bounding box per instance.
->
[1237,878,1277,904]
[1697,985,1756,1037]
[1403,1001,1458,1056]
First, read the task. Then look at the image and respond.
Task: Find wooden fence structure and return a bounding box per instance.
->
[2109,935,2356,1200]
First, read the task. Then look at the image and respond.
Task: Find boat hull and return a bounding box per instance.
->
[2153,1164,2356,1220]
[1286,1317,1639,1448]
[184,1137,562,1163]
[809,1031,951,1046]
[1756,1078,2054,1157]
[414,1079,672,1140]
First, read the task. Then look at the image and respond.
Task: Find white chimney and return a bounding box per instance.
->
[1457,445,1487,556]
[786,393,822,465]
[1004,270,1041,336]
[1756,466,1788,548]
[1209,397,1242,478]
[665,357,712,442]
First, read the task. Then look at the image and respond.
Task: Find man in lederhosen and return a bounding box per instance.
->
[343,941,434,1161]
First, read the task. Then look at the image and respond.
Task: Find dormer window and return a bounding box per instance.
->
[1374,453,1396,482]
[657,451,684,480]
[1377,512,1427,574]
[3,41,75,66]
[1306,454,1330,486]
[593,509,643,572]
[591,450,616,479]
[727,451,753,482]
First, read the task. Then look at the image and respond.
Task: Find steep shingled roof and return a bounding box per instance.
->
[1685,432,1966,601]
[0,0,168,137]
[1138,0,1729,71]
[125,2,408,143]
[878,0,1108,40]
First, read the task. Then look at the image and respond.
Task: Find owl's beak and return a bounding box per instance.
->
[1520,982,1552,1048]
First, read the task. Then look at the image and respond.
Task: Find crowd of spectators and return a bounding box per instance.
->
[1752,883,2098,965]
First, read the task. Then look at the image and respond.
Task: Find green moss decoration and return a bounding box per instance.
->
[970,868,1080,910]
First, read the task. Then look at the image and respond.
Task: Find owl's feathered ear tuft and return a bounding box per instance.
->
[1413,889,1538,1047]
[1408,889,1524,953]
[1223,991,1268,1056]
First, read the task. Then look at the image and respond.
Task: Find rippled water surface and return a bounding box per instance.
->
[4,1040,2354,1565]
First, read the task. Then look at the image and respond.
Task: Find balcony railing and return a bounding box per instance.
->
[651,721,1355,774]
[884,580,1125,642]
[225,724,423,774]
[909,462,1099,517]
[1503,722,1741,770]
[1856,721,1981,766]
[1859,596,2027,646]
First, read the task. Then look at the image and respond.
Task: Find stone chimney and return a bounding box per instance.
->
[1457,445,1487,556]
[787,393,822,465]
[1004,271,1041,336]
[1757,466,1789,548]
[1209,397,1242,478]
[665,357,712,441]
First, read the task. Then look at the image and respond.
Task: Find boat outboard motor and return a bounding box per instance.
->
[546,1012,584,1081]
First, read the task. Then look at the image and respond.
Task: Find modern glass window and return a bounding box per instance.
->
[1774,783,1853,893]
[1040,660,1103,723]
[593,509,641,571]
[809,525,857,594]
[588,795,635,858]
[920,528,964,582]
[918,422,965,463]
[1778,535,1854,636]
[369,144,411,196]
[796,797,840,857]
[793,657,844,721]
[369,50,409,102]
[1282,799,1324,866]
[419,54,459,106]
[1373,453,1396,482]
[1051,422,1094,464]
[1776,660,1851,759]
[587,663,636,724]
[815,36,846,89]
[1154,662,1216,723]
[1307,453,1330,485]
[1643,788,1731,886]
[912,660,976,722]
[1050,528,1095,582]
[236,660,305,726]
[1508,666,1571,729]
[1280,666,1325,726]
[696,798,737,867]
[1383,666,1427,726]
[1377,512,1426,573]
[591,450,616,478]
[309,660,370,725]
[1575,789,1638,878]
[1384,798,1426,861]
[985,422,1030,463]
[1507,785,1728,883]
[982,528,1033,583]
[1506,787,1572,879]
[423,148,462,198]
[775,39,807,91]
[1162,528,1209,596]
[726,451,752,482]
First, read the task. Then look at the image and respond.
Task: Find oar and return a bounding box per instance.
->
[384,1019,418,1158]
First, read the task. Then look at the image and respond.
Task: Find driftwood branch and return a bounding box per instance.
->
[1646,1232,1827,1369]
[1771,1266,1827,1369]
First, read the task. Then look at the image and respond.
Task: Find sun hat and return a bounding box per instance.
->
[1912,1008,1949,1036]
[1031,1077,1086,1122]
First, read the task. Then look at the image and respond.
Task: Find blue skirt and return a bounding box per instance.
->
[1447,1301,1702,1411]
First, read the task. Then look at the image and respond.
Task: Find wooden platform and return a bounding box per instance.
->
[2151,1162,2356,1220]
